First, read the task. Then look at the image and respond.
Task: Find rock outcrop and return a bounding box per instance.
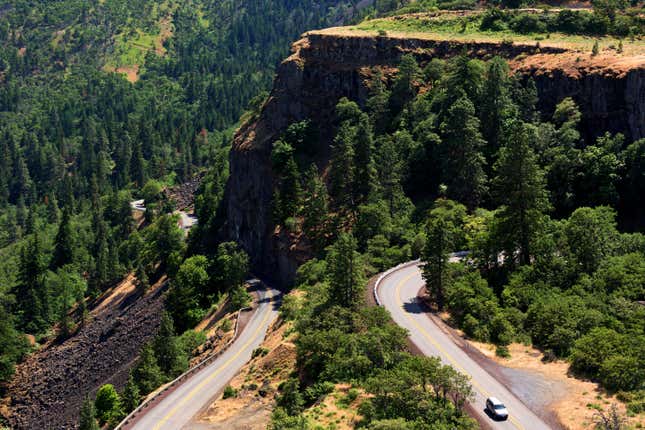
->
[224,31,645,285]
[2,277,166,430]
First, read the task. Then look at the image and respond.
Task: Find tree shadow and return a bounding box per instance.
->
[402,297,426,314]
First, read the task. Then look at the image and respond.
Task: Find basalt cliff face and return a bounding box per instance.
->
[224,31,645,285]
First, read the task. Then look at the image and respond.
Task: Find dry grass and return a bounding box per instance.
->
[303,384,367,430]
[193,319,297,428]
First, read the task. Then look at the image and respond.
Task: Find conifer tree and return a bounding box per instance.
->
[133,344,165,395]
[439,95,487,209]
[52,207,74,269]
[353,114,377,205]
[480,57,515,160]
[327,233,365,308]
[493,120,550,266]
[122,372,140,413]
[422,216,454,310]
[302,164,330,254]
[14,231,49,332]
[153,312,187,377]
[79,396,100,430]
[329,122,355,210]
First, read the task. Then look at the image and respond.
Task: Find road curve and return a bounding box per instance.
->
[377,262,552,430]
[126,286,281,430]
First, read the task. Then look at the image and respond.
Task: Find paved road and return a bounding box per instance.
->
[126,286,281,430]
[377,262,552,430]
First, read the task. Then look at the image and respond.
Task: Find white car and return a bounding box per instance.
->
[486,397,509,420]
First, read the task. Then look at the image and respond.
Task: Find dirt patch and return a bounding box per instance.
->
[2,276,167,430]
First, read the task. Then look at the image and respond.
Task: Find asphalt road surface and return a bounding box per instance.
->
[377,262,552,430]
[126,285,281,430]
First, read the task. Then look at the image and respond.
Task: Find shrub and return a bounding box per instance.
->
[94,384,124,425]
[304,381,335,404]
[230,285,252,310]
[222,385,237,399]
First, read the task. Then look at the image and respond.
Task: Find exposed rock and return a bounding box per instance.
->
[2,277,167,430]
[223,31,645,286]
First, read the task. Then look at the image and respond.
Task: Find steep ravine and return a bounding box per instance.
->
[224,31,645,285]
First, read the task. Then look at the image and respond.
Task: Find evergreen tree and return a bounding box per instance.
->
[421,216,454,310]
[329,122,355,210]
[122,372,141,413]
[52,207,74,269]
[353,114,377,205]
[302,164,330,254]
[133,344,165,395]
[493,120,550,266]
[79,397,100,430]
[390,54,421,115]
[14,231,49,332]
[326,233,365,308]
[480,57,515,160]
[366,69,391,134]
[439,95,487,209]
[153,312,188,377]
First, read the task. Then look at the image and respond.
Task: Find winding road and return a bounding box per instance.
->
[377,262,552,430]
[124,285,281,430]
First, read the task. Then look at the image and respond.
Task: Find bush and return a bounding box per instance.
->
[304,381,335,404]
[222,385,237,399]
[230,285,252,310]
[178,330,207,356]
[94,384,124,425]
[599,355,644,391]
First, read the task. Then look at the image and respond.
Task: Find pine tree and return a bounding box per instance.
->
[366,69,391,133]
[480,57,515,160]
[302,164,330,254]
[78,396,100,430]
[135,264,150,293]
[439,95,487,209]
[153,312,187,377]
[390,54,421,114]
[352,114,377,205]
[278,156,302,221]
[52,207,74,269]
[493,120,550,266]
[328,122,355,210]
[133,344,165,395]
[122,372,140,413]
[421,216,454,310]
[327,233,365,309]
[14,231,49,332]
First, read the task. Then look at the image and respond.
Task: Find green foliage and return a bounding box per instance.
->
[167,255,210,332]
[133,344,165,395]
[230,285,252,310]
[153,312,188,378]
[94,384,124,426]
[79,397,100,430]
[122,372,141,413]
[326,233,366,309]
[223,385,238,399]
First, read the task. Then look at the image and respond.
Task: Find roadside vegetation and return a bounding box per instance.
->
[270,239,477,430]
[259,48,644,424]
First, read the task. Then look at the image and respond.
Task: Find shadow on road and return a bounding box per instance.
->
[402,298,426,314]
[483,408,508,422]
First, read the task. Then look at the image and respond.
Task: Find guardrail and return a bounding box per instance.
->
[114,304,252,430]
[373,259,421,307]
[373,252,469,306]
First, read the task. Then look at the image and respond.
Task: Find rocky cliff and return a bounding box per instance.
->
[224,31,645,285]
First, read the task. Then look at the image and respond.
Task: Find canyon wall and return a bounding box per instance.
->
[224,31,645,285]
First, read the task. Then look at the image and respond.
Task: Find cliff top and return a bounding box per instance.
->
[307,9,644,72]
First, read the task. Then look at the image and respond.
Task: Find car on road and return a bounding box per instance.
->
[486,397,509,420]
